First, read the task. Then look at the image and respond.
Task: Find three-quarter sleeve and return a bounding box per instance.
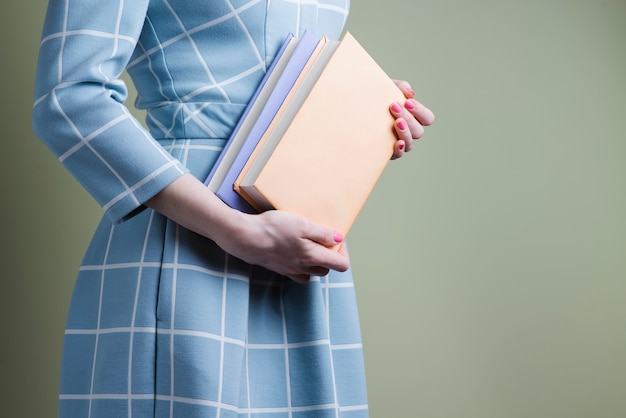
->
[32,0,188,224]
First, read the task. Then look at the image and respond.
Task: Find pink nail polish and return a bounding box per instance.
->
[405,100,416,110]
[399,142,405,151]
[407,89,416,98]
[333,232,344,243]
[397,119,407,130]
[391,102,402,113]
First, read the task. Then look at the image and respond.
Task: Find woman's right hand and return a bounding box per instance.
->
[220,209,349,283]
[146,173,349,284]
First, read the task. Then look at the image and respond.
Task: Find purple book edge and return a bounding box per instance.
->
[211,31,320,213]
[203,33,294,190]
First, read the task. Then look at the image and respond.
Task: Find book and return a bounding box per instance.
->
[233,36,334,208]
[236,32,406,238]
[204,33,297,195]
[205,31,321,212]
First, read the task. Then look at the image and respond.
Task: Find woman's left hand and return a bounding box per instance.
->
[390,80,435,159]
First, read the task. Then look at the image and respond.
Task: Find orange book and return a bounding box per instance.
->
[233,36,331,208]
[238,32,405,238]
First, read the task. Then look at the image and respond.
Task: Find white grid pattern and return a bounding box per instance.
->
[34,1,366,417]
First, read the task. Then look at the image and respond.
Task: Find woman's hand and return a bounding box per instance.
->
[221,210,349,284]
[390,80,435,159]
[146,173,349,284]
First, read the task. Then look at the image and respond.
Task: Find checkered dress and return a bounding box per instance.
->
[33,1,368,417]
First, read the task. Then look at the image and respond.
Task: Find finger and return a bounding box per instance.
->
[307,266,331,277]
[288,261,332,283]
[404,99,435,126]
[309,246,350,272]
[393,79,415,99]
[390,102,424,142]
[304,221,345,248]
[289,274,312,284]
[392,118,411,158]
[298,222,350,272]
[391,140,405,160]
[337,242,349,258]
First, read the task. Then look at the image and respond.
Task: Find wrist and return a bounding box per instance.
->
[146,173,243,243]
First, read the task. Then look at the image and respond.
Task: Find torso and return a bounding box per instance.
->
[127,0,350,139]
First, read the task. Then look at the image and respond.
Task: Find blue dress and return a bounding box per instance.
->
[33,1,368,417]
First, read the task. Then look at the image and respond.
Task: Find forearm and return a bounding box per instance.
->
[145,173,246,246]
[145,173,349,283]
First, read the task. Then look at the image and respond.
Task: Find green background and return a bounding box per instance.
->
[2,1,625,416]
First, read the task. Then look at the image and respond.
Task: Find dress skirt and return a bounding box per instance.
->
[57,139,369,418]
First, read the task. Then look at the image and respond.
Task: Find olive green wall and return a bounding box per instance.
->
[2,1,625,417]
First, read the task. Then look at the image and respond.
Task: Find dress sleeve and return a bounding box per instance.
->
[32,0,189,224]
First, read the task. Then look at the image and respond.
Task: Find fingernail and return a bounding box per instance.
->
[407,89,415,98]
[391,102,402,113]
[333,232,344,243]
[399,142,405,151]
[405,100,416,110]
[397,119,407,130]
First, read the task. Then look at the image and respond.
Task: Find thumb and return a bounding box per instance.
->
[305,226,350,272]
[306,223,344,248]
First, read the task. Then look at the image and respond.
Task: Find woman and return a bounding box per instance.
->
[32,0,434,416]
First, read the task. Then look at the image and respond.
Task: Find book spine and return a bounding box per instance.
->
[204,33,295,190]
[215,31,321,212]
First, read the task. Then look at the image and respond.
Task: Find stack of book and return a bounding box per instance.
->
[204,31,405,241]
